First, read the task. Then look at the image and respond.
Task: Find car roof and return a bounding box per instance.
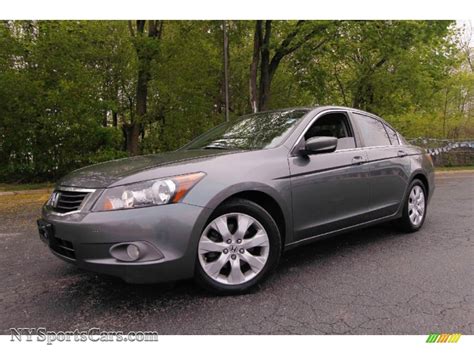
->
[288,105,398,131]
[257,105,379,119]
[247,106,398,132]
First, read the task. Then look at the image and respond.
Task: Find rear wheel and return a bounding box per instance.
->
[195,198,281,294]
[398,179,427,232]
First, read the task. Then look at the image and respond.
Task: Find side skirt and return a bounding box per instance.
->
[284,211,402,251]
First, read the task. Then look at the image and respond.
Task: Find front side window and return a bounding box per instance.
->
[304,112,356,150]
[354,114,391,147]
[184,109,309,150]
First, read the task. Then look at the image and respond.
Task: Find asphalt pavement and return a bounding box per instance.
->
[0,172,473,334]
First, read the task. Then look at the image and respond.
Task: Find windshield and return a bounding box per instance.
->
[184,109,309,150]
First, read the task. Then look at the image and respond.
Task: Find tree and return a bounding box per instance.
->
[125,20,163,155]
[295,21,457,113]
[249,20,335,112]
[143,21,225,153]
[0,20,472,183]
[0,21,129,181]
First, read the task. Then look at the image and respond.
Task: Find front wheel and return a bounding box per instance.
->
[398,179,427,232]
[195,198,281,294]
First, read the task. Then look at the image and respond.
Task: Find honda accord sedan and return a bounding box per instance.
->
[38,106,434,293]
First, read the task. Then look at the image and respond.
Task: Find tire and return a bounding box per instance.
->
[397,179,428,233]
[195,198,281,294]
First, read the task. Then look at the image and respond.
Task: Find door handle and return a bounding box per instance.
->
[351,155,366,165]
[397,150,407,157]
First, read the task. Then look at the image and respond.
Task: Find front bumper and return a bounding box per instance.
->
[40,203,210,283]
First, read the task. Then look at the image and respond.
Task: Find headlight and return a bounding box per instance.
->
[93,172,205,211]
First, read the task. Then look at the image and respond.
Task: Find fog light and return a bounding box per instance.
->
[126,244,140,261]
[109,241,164,262]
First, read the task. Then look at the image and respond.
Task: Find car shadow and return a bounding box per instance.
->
[57,222,407,308]
[279,221,405,269]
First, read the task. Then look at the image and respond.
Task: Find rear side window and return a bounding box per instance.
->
[384,125,400,145]
[354,114,391,147]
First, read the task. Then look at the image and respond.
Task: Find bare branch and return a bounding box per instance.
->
[334,65,348,106]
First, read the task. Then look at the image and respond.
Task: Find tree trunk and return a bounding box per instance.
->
[129,58,148,155]
[124,123,140,156]
[126,20,163,156]
[223,20,230,121]
[102,111,108,127]
[249,20,331,112]
[258,21,272,111]
[112,111,118,127]
[353,57,386,110]
[353,83,368,110]
[443,87,449,138]
[249,21,262,113]
[334,67,349,106]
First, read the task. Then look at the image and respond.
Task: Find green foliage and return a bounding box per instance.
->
[0,21,131,181]
[143,21,225,153]
[0,20,472,182]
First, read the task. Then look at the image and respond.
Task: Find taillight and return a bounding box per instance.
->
[425,153,433,166]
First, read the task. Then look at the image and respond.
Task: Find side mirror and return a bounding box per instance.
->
[300,136,337,155]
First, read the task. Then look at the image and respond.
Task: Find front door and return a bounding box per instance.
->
[289,111,371,241]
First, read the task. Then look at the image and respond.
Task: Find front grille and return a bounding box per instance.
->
[50,236,76,259]
[52,190,89,213]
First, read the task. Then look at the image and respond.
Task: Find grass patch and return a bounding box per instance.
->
[0,192,50,214]
[435,166,474,171]
[0,182,54,192]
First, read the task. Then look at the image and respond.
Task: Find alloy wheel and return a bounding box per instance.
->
[198,213,270,285]
[408,185,425,226]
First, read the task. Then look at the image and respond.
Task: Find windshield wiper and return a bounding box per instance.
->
[203,145,233,150]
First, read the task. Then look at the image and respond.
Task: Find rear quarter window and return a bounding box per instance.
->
[384,124,400,145]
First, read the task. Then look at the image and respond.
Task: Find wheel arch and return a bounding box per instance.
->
[391,169,432,219]
[204,184,292,248]
[411,171,430,199]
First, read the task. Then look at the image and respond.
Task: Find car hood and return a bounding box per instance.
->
[57,149,235,189]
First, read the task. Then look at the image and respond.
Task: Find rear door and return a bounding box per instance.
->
[350,112,410,219]
[288,111,371,241]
